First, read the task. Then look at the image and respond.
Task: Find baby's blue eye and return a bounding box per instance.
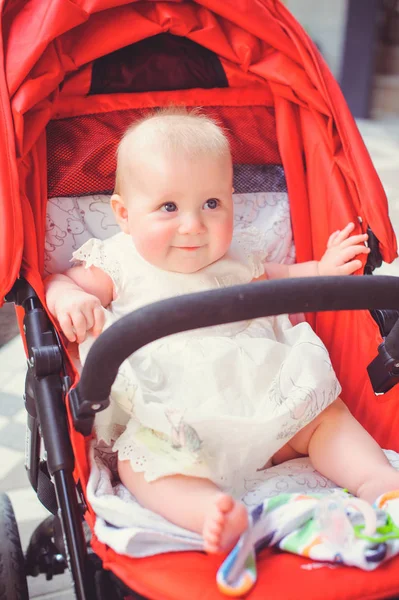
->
[161,202,177,213]
[204,198,219,210]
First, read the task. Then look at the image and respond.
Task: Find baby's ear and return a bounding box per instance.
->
[232,187,235,194]
[111,193,129,233]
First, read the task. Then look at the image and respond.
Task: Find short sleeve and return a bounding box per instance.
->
[232,227,269,279]
[72,237,123,292]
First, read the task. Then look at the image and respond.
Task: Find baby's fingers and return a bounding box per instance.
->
[328,223,356,247]
[327,230,341,249]
[82,306,94,333]
[337,260,363,275]
[70,311,88,344]
[340,233,368,248]
[92,306,105,337]
[58,313,77,343]
[340,245,370,263]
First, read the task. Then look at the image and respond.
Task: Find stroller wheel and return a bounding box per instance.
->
[0,493,29,600]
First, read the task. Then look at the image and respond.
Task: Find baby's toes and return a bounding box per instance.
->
[216,494,234,514]
[203,496,230,553]
[203,531,221,554]
[203,519,223,553]
[204,524,221,540]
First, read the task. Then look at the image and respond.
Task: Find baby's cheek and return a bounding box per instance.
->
[215,221,233,254]
[135,222,174,262]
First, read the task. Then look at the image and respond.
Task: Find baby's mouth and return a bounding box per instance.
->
[173,245,204,251]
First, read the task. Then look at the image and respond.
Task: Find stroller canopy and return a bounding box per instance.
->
[4,2,399,599]
[0,0,396,303]
[4,0,399,448]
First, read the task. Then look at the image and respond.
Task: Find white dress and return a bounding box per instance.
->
[74,230,341,499]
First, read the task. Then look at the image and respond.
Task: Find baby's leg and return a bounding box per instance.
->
[286,398,399,503]
[118,459,248,553]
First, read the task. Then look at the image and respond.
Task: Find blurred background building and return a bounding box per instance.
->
[285,0,399,119]
[284,0,348,79]
[1,3,399,597]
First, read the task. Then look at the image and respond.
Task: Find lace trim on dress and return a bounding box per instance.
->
[113,443,207,482]
[72,238,123,291]
[112,417,209,482]
[113,436,186,482]
[233,226,269,279]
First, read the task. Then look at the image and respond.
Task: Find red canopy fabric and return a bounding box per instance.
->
[2,1,399,598]
[1,0,396,304]
[2,0,398,438]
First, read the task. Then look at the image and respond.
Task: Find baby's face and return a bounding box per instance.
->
[114,150,234,273]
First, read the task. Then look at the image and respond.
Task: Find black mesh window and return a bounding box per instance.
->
[90,33,229,95]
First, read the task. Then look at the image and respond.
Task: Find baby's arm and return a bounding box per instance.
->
[262,222,370,280]
[45,265,113,343]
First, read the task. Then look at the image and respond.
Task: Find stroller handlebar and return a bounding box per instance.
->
[70,275,399,435]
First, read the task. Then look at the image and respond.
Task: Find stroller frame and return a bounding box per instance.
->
[6,271,399,599]
[3,0,399,597]
[6,278,144,599]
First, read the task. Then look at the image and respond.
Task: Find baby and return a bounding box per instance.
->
[45,109,399,555]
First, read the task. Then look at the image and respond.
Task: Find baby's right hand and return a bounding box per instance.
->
[53,289,105,343]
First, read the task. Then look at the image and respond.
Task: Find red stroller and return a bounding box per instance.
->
[2,1,399,598]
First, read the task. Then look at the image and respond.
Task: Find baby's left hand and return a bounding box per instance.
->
[318,222,370,276]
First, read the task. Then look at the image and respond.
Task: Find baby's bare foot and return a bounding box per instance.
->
[203,494,248,554]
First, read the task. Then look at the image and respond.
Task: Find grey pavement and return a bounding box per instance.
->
[0,117,399,598]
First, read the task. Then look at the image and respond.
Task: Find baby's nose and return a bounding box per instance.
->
[178,213,205,235]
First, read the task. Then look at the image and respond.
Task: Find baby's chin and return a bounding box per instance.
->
[149,256,213,274]
[165,253,227,274]
[164,260,210,274]
[138,246,229,274]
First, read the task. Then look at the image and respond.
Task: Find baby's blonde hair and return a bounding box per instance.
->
[114,107,231,196]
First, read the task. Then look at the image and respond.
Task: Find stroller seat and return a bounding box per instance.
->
[2,1,399,599]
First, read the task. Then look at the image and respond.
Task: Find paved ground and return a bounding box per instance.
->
[0,117,399,598]
[0,302,19,348]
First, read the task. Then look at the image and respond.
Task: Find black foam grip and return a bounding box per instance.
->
[77,275,399,405]
[384,318,399,361]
